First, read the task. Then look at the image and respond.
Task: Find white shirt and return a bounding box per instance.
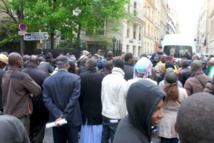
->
[101,67,127,119]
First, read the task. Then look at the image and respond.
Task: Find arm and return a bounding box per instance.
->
[150,53,156,63]
[22,75,41,96]
[48,63,54,74]
[61,76,81,120]
[43,81,63,119]
[178,73,183,85]
[184,79,192,96]
[118,82,127,118]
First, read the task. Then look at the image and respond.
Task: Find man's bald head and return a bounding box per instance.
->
[191,60,202,72]
[107,51,113,57]
[8,52,23,67]
[86,58,97,69]
[176,92,214,143]
[29,55,39,65]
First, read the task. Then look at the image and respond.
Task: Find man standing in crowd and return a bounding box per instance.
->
[184,60,211,95]
[100,61,113,76]
[38,56,54,76]
[0,53,8,70]
[43,56,82,143]
[150,46,165,67]
[0,113,30,143]
[106,51,114,61]
[22,55,49,143]
[113,79,165,143]
[178,60,191,86]
[175,92,214,143]
[101,58,127,143]
[78,55,88,74]
[2,52,41,134]
[123,53,135,81]
[0,54,8,112]
[79,58,104,143]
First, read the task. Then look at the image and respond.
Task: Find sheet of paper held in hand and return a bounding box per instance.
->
[46,119,67,128]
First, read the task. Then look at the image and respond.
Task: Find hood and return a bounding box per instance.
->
[127,79,165,141]
[0,115,30,143]
[112,67,125,77]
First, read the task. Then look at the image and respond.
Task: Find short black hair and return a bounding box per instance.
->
[165,72,177,84]
[104,61,113,71]
[124,53,133,62]
[86,58,97,69]
[177,92,214,143]
[113,58,124,69]
[182,60,189,68]
[191,60,202,71]
[165,62,174,69]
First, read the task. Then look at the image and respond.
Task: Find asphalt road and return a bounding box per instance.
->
[43,128,54,143]
[43,128,160,143]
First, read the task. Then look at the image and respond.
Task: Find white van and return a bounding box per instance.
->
[161,34,196,60]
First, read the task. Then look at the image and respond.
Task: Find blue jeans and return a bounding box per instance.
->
[160,137,179,143]
[101,116,120,143]
[52,125,80,143]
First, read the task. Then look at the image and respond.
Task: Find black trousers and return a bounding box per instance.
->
[30,124,46,143]
[52,125,80,143]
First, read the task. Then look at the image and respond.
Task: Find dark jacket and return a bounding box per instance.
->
[38,62,54,76]
[0,69,5,111]
[2,67,41,118]
[0,114,30,143]
[43,69,82,127]
[78,62,86,75]
[123,62,133,81]
[150,52,164,67]
[184,71,211,96]
[99,68,111,76]
[178,68,191,86]
[79,68,104,125]
[22,64,49,126]
[113,79,165,143]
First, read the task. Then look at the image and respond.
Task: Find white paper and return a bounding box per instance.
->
[46,119,67,128]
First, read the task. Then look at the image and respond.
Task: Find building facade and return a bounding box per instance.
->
[207,0,214,53]
[143,0,156,54]
[197,0,208,53]
[166,0,177,34]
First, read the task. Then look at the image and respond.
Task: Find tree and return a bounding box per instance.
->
[1,0,130,49]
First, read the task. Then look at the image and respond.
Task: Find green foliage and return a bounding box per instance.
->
[0,20,19,47]
[0,0,130,48]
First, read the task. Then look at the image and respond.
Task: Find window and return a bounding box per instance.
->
[134,1,137,16]
[127,22,130,38]
[126,45,129,52]
[139,27,141,40]
[138,46,141,56]
[128,5,131,13]
[133,46,136,56]
[133,24,137,39]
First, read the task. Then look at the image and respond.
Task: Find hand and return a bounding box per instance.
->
[55,117,63,127]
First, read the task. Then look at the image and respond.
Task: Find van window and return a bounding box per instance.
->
[164,45,192,59]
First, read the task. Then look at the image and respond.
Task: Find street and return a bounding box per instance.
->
[43,128,53,143]
[43,128,160,143]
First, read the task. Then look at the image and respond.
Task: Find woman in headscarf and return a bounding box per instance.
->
[131,57,156,84]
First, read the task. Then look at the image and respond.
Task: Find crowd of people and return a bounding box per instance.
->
[0,46,214,143]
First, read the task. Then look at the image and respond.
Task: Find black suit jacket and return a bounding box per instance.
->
[43,69,82,127]
[22,64,49,126]
[79,68,104,125]
[0,70,5,111]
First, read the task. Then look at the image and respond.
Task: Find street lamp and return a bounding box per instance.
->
[112,37,117,56]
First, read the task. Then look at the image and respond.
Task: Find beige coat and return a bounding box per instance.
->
[158,87,188,138]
